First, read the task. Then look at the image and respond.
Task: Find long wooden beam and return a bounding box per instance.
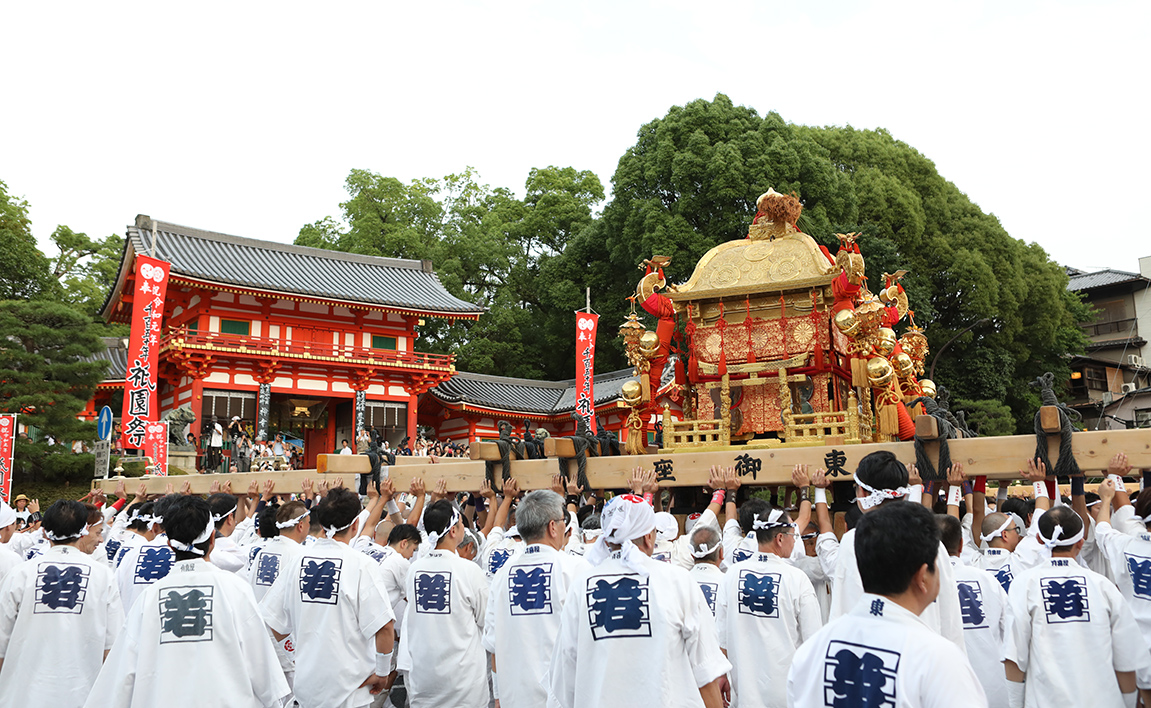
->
[92,429,1151,496]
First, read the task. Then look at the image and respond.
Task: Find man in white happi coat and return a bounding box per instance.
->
[826,451,966,652]
[1004,504,1151,708]
[938,514,1010,708]
[688,524,725,616]
[207,492,247,573]
[0,500,124,708]
[398,499,490,708]
[483,490,585,708]
[788,501,987,708]
[116,495,178,611]
[249,500,310,690]
[0,501,22,584]
[548,493,731,708]
[261,488,396,708]
[976,510,1025,594]
[1095,479,1151,664]
[716,501,821,708]
[86,495,289,708]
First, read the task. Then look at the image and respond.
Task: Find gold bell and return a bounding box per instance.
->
[919,379,937,398]
[621,380,643,406]
[638,331,661,358]
[867,357,895,387]
[893,352,914,378]
[876,328,897,357]
[833,309,861,337]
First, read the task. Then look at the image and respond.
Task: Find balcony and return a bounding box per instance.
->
[1081,318,1138,338]
[161,326,455,373]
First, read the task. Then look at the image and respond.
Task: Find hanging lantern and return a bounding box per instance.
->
[619,311,646,366]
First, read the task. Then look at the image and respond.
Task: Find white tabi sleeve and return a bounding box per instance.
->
[258,564,295,637]
[815,531,839,577]
[1002,576,1033,673]
[481,565,505,655]
[1114,504,1149,537]
[917,640,989,708]
[356,561,395,640]
[465,563,489,629]
[1103,580,1151,674]
[546,582,583,708]
[103,570,126,650]
[794,574,824,642]
[721,519,743,559]
[933,542,968,654]
[0,569,22,657]
[714,572,730,650]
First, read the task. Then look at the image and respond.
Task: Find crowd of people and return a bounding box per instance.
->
[0,449,1149,707]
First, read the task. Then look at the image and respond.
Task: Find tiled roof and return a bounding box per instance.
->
[86,337,128,382]
[1066,268,1147,292]
[430,360,677,416]
[102,216,485,318]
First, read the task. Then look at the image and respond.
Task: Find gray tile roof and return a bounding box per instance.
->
[431,360,677,416]
[107,216,485,317]
[1067,268,1147,292]
[86,337,128,382]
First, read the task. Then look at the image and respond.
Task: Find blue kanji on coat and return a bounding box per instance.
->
[488,548,512,576]
[300,559,341,604]
[414,571,452,614]
[135,547,174,584]
[738,571,780,618]
[255,552,281,586]
[509,565,552,615]
[956,581,986,628]
[1126,556,1151,600]
[698,582,718,613]
[827,648,896,708]
[731,548,753,564]
[587,576,650,640]
[36,565,87,612]
[993,566,1013,594]
[159,587,213,643]
[104,538,122,563]
[1042,577,1090,622]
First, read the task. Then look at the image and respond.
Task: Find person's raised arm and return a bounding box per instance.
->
[704,466,727,519]
[810,468,834,536]
[564,476,584,515]
[1021,458,1051,512]
[945,462,965,520]
[724,468,742,527]
[1097,479,1118,526]
[359,480,388,538]
[1107,452,1135,509]
[477,479,498,537]
[407,477,427,529]
[642,468,662,513]
[791,464,813,531]
[972,476,988,545]
[490,477,518,532]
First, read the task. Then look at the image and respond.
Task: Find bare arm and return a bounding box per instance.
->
[811,468,835,535]
[407,478,426,529]
[724,469,742,528]
[358,482,387,538]
[477,479,499,537]
[945,463,965,520]
[791,464,813,531]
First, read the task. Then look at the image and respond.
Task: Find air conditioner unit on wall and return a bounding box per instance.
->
[1129,355,1146,368]
[1122,383,1137,394]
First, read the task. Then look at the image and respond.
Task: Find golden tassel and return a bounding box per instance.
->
[878,402,900,436]
[851,357,868,388]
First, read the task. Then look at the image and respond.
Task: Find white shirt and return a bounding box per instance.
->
[830,524,967,653]
[398,548,490,708]
[0,544,20,586]
[1094,521,1151,649]
[1004,556,1151,708]
[210,423,223,447]
[952,558,1010,708]
[209,533,247,574]
[792,550,833,623]
[261,538,395,708]
[340,445,352,455]
[974,546,1018,595]
[788,593,987,708]
[86,558,289,708]
[483,544,584,708]
[0,545,124,708]
[116,536,175,612]
[671,509,720,570]
[547,549,731,708]
[716,551,822,708]
[689,562,725,616]
[481,526,523,577]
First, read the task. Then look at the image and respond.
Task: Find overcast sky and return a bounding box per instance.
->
[3,0,1147,274]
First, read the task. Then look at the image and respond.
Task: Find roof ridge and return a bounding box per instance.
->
[133,217,433,273]
[451,366,639,389]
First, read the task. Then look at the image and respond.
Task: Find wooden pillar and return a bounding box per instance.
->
[407,394,418,443]
[468,418,477,444]
[189,375,205,448]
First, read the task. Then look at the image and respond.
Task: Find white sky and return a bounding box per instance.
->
[3,0,1148,274]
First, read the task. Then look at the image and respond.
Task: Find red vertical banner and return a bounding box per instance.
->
[575,313,599,433]
[145,422,169,476]
[0,415,14,503]
[121,255,169,450]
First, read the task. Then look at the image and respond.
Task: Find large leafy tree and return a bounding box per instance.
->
[48,225,125,318]
[0,300,106,483]
[0,180,59,301]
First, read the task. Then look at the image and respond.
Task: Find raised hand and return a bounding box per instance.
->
[946,462,966,487]
[629,466,646,494]
[180,480,193,496]
[1020,458,1047,482]
[565,476,584,497]
[478,479,496,500]
[550,474,565,495]
[301,477,315,498]
[380,478,396,503]
[501,476,518,500]
[410,477,426,498]
[1108,452,1132,478]
[114,479,127,500]
[262,479,275,501]
[135,482,147,501]
[907,463,923,487]
[725,467,742,493]
[221,480,233,495]
[208,480,221,495]
[641,468,659,495]
[247,480,259,498]
[707,465,725,492]
[431,478,448,502]
[792,463,811,489]
[812,468,831,490]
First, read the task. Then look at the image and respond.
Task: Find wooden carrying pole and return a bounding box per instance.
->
[91,429,1151,496]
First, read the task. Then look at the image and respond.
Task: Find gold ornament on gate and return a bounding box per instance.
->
[893,352,914,378]
[619,311,646,367]
[621,380,643,407]
[638,331,661,359]
[833,309,861,337]
[876,328,897,357]
[919,379,937,398]
[867,357,895,387]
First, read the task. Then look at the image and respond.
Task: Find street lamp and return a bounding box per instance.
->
[928,318,993,382]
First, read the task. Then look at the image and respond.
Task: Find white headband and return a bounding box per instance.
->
[980,516,1015,544]
[323,518,357,539]
[691,541,722,559]
[426,507,462,548]
[45,525,90,542]
[276,509,310,529]
[744,510,795,542]
[213,504,237,523]
[1040,523,1085,549]
[856,478,910,510]
[585,494,656,576]
[582,528,603,540]
[170,515,215,555]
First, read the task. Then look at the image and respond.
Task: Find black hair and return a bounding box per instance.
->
[1038,505,1083,548]
[42,500,88,542]
[581,513,601,531]
[423,499,461,538]
[127,501,152,532]
[855,451,909,492]
[208,493,239,529]
[387,523,422,546]
[844,502,863,531]
[151,494,183,528]
[739,498,789,544]
[931,494,967,519]
[935,514,963,556]
[576,504,596,526]
[165,495,214,560]
[257,505,280,539]
[1134,488,1151,520]
[1000,497,1033,526]
[313,488,361,533]
[855,501,939,596]
[1084,491,1100,506]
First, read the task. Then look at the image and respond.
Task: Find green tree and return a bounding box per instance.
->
[0,180,59,301]
[953,398,1016,437]
[49,225,125,317]
[0,300,107,484]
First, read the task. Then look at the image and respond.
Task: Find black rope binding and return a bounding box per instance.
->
[1031,372,1083,477]
[906,396,954,482]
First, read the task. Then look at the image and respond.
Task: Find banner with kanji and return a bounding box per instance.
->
[145,421,169,476]
[121,255,169,450]
[0,415,14,503]
[575,312,599,433]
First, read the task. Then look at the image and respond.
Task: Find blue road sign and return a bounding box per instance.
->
[98,406,114,441]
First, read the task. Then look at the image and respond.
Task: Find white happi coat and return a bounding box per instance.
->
[716,551,822,708]
[792,550,833,623]
[0,543,20,585]
[209,532,247,573]
[1094,520,1151,652]
[951,558,1009,708]
[788,593,987,708]
[689,562,725,616]
[398,548,490,708]
[86,558,288,708]
[349,536,410,633]
[830,524,967,653]
[482,543,584,708]
[116,536,175,612]
[1004,556,1151,708]
[261,538,395,708]
[975,546,1018,595]
[547,549,731,708]
[481,526,523,577]
[0,545,124,708]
